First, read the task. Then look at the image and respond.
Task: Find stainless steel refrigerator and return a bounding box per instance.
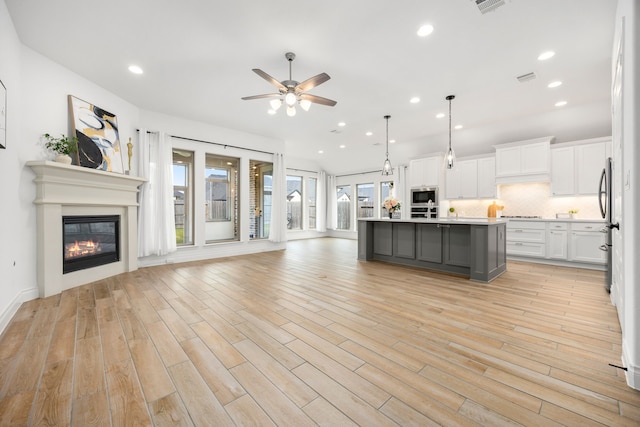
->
[598,157,619,292]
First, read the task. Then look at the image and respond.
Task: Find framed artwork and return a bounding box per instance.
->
[68,95,124,173]
[0,79,6,149]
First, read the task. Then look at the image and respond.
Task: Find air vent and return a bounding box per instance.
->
[516,72,537,83]
[473,0,506,14]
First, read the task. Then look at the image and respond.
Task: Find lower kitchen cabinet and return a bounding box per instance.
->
[416,223,442,263]
[506,219,605,267]
[547,222,568,259]
[506,221,546,258]
[570,223,606,264]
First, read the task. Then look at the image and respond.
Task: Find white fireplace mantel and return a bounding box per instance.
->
[27,161,146,297]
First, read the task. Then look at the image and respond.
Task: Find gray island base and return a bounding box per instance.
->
[358,218,508,282]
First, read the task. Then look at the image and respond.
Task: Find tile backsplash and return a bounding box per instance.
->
[445,182,601,219]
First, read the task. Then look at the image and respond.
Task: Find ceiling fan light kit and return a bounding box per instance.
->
[242,52,337,116]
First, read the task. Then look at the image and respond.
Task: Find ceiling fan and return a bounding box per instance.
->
[242,52,337,116]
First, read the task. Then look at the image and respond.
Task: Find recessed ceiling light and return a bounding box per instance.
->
[128,65,143,74]
[318,150,324,154]
[417,24,434,37]
[389,139,396,144]
[410,97,420,104]
[455,125,463,130]
[339,144,346,149]
[267,109,277,115]
[548,81,562,88]
[338,122,346,127]
[538,51,555,61]
[555,100,568,107]
[436,113,445,119]
[366,131,373,136]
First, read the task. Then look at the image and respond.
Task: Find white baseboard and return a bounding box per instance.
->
[0,287,39,336]
[622,342,640,390]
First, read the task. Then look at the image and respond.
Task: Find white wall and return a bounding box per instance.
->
[614,0,640,390]
[0,0,33,332]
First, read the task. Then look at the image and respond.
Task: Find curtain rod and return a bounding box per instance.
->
[137,130,274,156]
[336,169,381,178]
[288,168,317,174]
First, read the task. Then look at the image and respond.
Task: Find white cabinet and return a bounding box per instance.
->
[547,222,568,259]
[569,222,606,264]
[444,156,495,200]
[506,221,546,258]
[576,143,607,195]
[550,139,610,197]
[494,138,551,184]
[550,147,575,196]
[477,157,497,198]
[445,160,477,199]
[410,156,441,188]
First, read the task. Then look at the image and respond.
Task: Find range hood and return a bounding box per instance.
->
[493,136,553,184]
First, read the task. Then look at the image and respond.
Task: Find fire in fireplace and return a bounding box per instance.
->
[63,215,120,273]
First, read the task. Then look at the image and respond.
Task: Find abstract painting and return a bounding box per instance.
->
[0,79,6,149]
[68,95,123,173]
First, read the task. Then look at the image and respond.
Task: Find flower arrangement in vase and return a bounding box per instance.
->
[383,197,401,218]
[43,133,78,164]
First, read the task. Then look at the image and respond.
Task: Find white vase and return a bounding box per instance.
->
[55,154,72,164]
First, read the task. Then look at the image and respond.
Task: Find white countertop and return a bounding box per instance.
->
[360,218,508,225]
[500,217,605,223]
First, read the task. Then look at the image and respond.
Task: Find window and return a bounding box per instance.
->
[286,175,302,230]
[173,150,194,245]
[357,183,374,218]
[380,181,392,217]
[336,185,351,230]
[308,177,317,229]
[205,154,239,242]
[250,160,272,239]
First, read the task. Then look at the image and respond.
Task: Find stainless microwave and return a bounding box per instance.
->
[411,187,438,207]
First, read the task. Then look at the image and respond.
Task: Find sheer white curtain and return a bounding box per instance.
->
[326,174,337,229]
[269,152,288,243]
[316,170,327,232]
[137,130,177,256]
[395,165,409,219]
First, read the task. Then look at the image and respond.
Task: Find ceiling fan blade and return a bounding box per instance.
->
[241,93,282,101]
[252,69,287,91]
[299,93,337,107]
[295,72,330,92]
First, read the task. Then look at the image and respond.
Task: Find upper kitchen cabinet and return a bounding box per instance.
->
[445,155,496,200]
[494,137,552,184]
[550,137,611,196]
[409,155,442,188]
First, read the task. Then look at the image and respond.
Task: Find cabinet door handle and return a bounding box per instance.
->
[514,229,523,233]
[600,227,608,233]
[599,244,608,252]
[515,242,523,246]
[585,226,593,229]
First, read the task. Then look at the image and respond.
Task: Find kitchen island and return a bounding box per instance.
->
[358,218,508,282]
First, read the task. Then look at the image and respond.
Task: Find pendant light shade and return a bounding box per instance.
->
[381,115,393,176]
[445,95,456,169]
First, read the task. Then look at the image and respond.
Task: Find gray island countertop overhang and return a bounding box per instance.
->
[358,217,509,226]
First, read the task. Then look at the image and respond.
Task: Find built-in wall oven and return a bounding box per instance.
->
[410,187,438,218]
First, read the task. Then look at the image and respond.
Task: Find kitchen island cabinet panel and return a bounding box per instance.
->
[393,223,416,259]
[372,222,393,256]
[416,224,442,263]
[443,225,471,267]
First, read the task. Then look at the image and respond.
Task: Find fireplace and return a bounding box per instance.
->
[63,215,120,273]
[28,160,145,297]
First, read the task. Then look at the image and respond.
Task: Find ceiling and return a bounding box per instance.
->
[6,0,617,175]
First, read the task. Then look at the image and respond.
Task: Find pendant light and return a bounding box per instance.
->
[445,95,456,169]
[381,115,393,176]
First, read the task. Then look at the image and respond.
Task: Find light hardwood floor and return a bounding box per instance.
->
[1,237,639,426]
